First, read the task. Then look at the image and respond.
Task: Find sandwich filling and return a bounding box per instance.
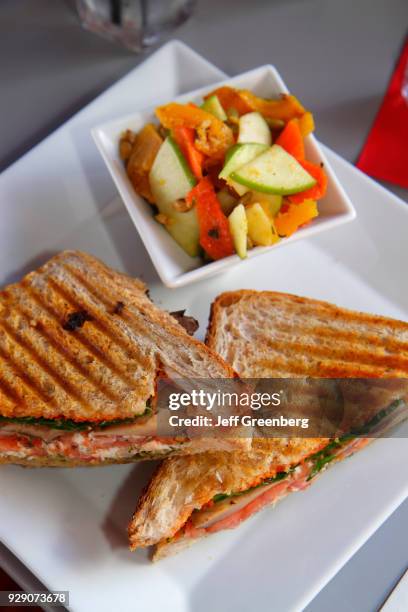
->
[0,403,178,463]
[167,400,404,544]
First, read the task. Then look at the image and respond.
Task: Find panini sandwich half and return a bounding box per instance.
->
[129,290,408,559]
[0,251,244,467]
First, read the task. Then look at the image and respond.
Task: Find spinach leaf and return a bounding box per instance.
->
[212,469,291,504]
[308,399,405,480]
[349,399,405,436]
[212,493,230,503]
[0,403,152,432]
[211,399,406,498]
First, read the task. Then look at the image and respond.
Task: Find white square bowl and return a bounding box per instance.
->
[92,65,356,288]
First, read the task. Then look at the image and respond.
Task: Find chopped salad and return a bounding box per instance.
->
[119,86,328,260]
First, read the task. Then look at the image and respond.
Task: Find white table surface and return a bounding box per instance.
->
[1,1,407,610]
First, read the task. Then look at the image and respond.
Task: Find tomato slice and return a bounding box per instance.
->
[0,435,22,452]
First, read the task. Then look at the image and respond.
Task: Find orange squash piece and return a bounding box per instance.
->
[203,86,254,115]
[298,111,315,137]
[276,119,305,160]
[238,90,306,121]
[155,103,234,161]
[289,160,328,204]
[275,199,318,237]
[125,124,163,203]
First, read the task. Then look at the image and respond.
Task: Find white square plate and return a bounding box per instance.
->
[92,65,355,287]
[0,41,407,612]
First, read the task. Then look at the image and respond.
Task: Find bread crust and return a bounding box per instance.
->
[0,455,158,468]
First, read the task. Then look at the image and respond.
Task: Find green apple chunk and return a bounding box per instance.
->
[231,145,317,195]
[219,143,268,196]
[228,204,248,259]
[228,178,249,197]
[201,95,227,121]
[238,112,272,146]
[219,143,268,180]
[149,136,200,257]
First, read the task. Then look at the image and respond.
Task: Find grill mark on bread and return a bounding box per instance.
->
[237,317,408,355]
[256,336,408,374]
[216,291,408,333]
[1,305,123,412]
[236,292,408,331]
[15,283,141,390]
[44,276,152,371]
[305,363,399,378]
[232,341,406,377]
[0,342,53,408]
[66,264,155,336]
[13,288,130,402]
[66,264,194,348]
[223,340,407,377]
[219,342,387,378]
[65,265,163,348]
[65,264,122,311]
[64,262,234,381]
[65,260,149,307]
[250,357,393,378]
[0,316,87,409]
[64,264,207,380]
[0,371,22,409]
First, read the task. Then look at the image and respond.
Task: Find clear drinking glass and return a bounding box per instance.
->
[76,0,196,52]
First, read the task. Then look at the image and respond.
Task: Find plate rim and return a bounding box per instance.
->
[0,39,407,612]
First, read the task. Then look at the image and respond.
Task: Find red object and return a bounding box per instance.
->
[187,178,234,260]
[276,119,305,159]
[356,38,408,188]
[289,159,328,204]
[0,435,21,451]
[173,126,205,179]
[0,568,42,612]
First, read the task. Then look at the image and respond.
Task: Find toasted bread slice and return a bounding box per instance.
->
[206,290,408,378]
[0,252,245,466]
[129,290,408,559]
